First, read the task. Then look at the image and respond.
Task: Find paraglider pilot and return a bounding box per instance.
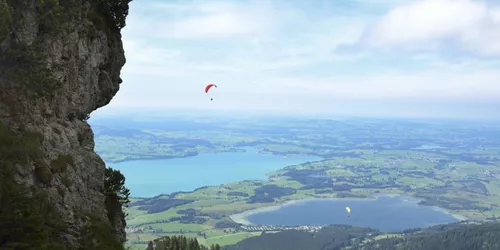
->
[205,84,217,101]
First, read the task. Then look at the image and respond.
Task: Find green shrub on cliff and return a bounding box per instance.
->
[0,123,129,249]
[78,213,125,250]
[0,43,62,99]
[76,167,131,249]
[0,123,67,249]
[36,0,64,32]
[104,167,130,206]
[51,154,75,173]
[104,167,130,233]
[94,0,132,30]
[0,1,63,100]
[0,0,11,39]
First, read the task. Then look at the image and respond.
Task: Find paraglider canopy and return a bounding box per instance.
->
[205,84,217,93]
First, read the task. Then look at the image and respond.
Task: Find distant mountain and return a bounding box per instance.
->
[224,222,500,250]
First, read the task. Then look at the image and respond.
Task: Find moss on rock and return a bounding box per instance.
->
[92,0,132,31]
[0,0,12,39]
[37,0,81,34]
[35,159,53,184]
[51,154,75,173]
[78,213,124,250]
[0,43,62,99]
[0,123,44,163]
[61,175,72,188]
[0,123,68,249]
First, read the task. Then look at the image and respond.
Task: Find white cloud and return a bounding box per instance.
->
[166,13,268,39]
[360,0,500,56]
[108,0,500,119]
[156,1,276,39]
[121,0,368,74]
[295,70,500,102]
[121,1,277,41]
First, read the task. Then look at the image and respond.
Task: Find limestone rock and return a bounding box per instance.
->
[0,0,130,247]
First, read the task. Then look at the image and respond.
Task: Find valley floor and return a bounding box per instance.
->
[90,117,500,249]
[123,148,499,249]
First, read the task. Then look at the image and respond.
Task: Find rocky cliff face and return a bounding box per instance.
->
[0,0,130,248]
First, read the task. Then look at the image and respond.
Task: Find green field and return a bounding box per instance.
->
[92,117,500,249]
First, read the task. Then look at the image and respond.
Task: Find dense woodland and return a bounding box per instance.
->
[247,185,296,203]
[226,225,376,250]
[221,222,500,250]
[360,222,500,250]
[145,235,225,250]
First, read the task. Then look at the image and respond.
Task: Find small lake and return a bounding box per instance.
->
[109,148,321,197]
[244,195,461,232]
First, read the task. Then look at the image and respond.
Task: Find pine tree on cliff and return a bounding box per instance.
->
[146,241,154,250]
[189,238,201,249]
[149,235,222,250]
[210,244,221,250]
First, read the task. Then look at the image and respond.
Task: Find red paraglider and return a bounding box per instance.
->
[205,84,217,93]
[205,84,217,101]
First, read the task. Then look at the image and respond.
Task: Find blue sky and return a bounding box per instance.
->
[99,0,500,119]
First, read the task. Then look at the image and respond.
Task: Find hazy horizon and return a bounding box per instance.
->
[91,106,500,123]
[102,0,500,119]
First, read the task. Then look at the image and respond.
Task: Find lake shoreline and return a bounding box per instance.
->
[105,153,198,164]
[110,148,322,198]
[103,147,323,165]
[230,196,379,226]
[229,194,469,226]
[104,149,243,164]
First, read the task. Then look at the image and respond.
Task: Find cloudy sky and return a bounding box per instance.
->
[101,0,500,119]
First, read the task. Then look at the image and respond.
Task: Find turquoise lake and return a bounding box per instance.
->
[246,195,460,232]
[109,148,321,197]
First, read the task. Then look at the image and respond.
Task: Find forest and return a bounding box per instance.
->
[224,222,500,250]
[145,235,225,250]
